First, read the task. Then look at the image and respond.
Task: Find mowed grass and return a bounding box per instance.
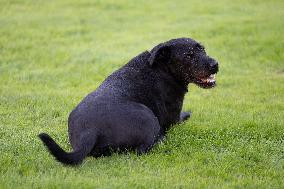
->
[0,0,284,188]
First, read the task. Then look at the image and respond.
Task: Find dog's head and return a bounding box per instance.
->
[149,38,219,89]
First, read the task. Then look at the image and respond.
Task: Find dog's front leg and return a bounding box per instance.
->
[179,111,191,122]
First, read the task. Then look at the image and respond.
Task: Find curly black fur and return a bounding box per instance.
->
[39,38,219,165]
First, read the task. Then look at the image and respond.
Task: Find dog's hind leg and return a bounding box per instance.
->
[39,131,97,166]
[136,134,158,155]
[137,143,153,155]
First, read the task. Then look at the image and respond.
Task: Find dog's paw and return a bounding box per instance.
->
[179,111,192,122]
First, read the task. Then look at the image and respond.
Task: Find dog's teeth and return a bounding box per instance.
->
[200,75,216,83]
[209,74,215,79]
[207,78,215,83]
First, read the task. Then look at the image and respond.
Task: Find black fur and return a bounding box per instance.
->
[39,38,219,165]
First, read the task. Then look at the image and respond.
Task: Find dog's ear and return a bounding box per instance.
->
[148,44,171,66]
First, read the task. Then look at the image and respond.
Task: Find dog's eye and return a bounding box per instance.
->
[185,51,193,59]
[195,44,205,51]
[197,45,203,50]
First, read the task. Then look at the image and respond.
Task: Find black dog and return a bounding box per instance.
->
[39,38,219,165]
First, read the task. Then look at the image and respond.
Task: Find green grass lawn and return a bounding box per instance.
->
[1,0,284,188]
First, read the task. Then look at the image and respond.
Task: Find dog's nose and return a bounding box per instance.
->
[209,61,219,73]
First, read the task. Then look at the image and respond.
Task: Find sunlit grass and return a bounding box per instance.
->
[0,0,283,188]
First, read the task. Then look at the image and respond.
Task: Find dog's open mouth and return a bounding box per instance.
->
[195,74,216,88]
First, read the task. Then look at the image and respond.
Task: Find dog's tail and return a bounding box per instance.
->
[38,133,95,166]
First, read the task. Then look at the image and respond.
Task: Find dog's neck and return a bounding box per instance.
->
[158,63,189,93]
[126,51,189,93]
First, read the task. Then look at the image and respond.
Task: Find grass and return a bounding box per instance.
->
[0,0,284,188]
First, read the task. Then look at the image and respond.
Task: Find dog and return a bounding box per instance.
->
[39,38,219,165]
